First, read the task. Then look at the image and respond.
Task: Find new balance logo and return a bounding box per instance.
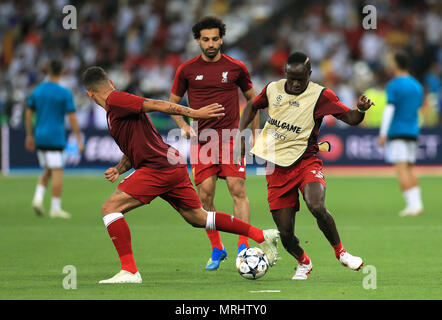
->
[195,75,203,80]
[222,71,228,83]
[310,170,324,179]
[238,167,245,172]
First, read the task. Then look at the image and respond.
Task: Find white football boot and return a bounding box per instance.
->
[32,201,45,216]
[49,209,71,219]
[99,270,142,284]
[339,251,363,270]
[260,229,280,266]
[399,206,423,217]
[292,261,313,280]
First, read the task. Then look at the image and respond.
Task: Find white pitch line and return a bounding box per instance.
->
[249,290,281,293]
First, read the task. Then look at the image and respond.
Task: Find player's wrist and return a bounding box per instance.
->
[356,106,366,113]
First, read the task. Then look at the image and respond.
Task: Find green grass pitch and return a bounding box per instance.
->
[1,174,441,300]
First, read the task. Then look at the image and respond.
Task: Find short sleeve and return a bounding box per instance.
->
[236,63,253,92]
[65,90,76,113]
[314,88,351,119]
[107,91,145,118]
[27,90,36,109]
[252,85,269,110]
[386,80,397,105]
[171,64,188,97]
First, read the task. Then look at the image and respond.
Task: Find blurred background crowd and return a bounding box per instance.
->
[0,0,441,131]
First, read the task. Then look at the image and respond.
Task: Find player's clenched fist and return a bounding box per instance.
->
[104,167,119,183]
[357,94,375,111]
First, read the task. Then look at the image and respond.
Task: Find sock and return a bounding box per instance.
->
[296,251,311,265]
[51,197,61,211]
[103,213,137,274]
[238,235,249,248]
[404,186,423,209]
[206,211,265,244]
[332,241,346,258]
[33,184,45,203]
[206,230,224,250]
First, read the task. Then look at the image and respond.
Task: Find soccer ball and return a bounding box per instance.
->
[236,247,269,280]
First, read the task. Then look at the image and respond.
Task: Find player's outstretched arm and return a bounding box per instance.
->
[142,99,224,119]
[340,94,374,126]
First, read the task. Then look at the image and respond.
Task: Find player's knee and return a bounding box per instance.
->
[199,191,215,208]
[101,199,117,216]
[230,187,248,202]
[306,201,326,218]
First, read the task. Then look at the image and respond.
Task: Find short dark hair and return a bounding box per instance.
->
[393,50,410,71]
[82,66,108,91]
[192,16,226,39]
[49,59,63,76]
[286,52,311,72]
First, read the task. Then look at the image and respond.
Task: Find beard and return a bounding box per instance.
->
[202,46,221,59]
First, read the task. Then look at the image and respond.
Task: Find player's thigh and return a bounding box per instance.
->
[302,181,326,210]
[225,176,247,199]
[102,188,144,216]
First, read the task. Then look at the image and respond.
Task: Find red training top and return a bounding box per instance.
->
[252,83,351,160]
[171,54,253,135]
[105,90,185,170]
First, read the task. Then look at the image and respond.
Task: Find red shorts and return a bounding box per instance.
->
[266,157,326,212]
[117,166,202,211]
[191,138,246,186]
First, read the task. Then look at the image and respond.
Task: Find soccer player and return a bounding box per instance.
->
[25,59,84,219]
[82,66,279,284]
[170,16,259,270]
[234,52,374,280]
[378,51,424,217]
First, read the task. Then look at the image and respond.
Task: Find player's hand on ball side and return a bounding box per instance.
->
[104,167,119,183]
[78,141,85,154]
[25,135,35,152]
[357,94,375,111]
[195,103,225,119]
[378,135,387,147]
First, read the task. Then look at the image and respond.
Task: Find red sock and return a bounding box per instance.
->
[238,235,249,248]
[206,229,223,250]
[105,214,137,274]
[297,251,311,265]
[332,241,346,259]
[212,212,265,243]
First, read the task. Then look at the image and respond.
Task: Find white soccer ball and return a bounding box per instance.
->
[236,247,269,280]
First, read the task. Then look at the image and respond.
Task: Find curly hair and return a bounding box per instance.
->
[192,16,226,39]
